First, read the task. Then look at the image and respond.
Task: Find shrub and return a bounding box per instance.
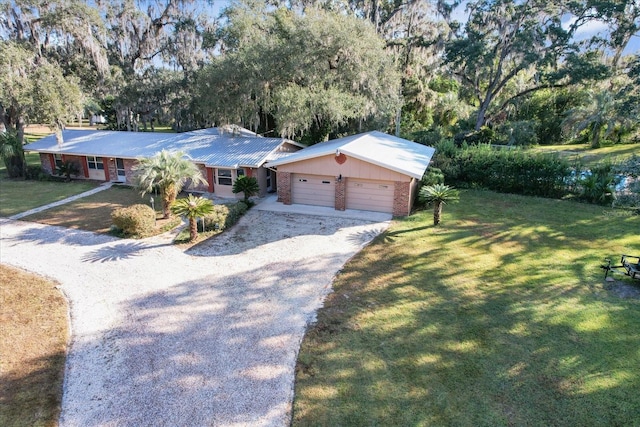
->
[25,165,49,181]
[56,160,81,181]
[421,167,444,186]
[573,162,619,205]
[111,204,156,237]
[454,126,496,146]
[201,201,249,232]
[496,120,539,147]
[412,127,447,146]
[202,204,229,231]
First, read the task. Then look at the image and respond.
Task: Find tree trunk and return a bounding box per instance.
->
[162,193,174,219]
[433,201,443,225]
[189,217,198,242]
[475,97,492,130]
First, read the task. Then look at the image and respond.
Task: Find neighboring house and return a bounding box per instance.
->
[266,131,435,216]
[25,126,303,198]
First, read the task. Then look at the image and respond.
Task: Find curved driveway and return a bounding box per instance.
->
[0,202,389,426]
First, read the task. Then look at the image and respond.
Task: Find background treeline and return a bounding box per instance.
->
[1,0,638,144]
[1,0,638,205]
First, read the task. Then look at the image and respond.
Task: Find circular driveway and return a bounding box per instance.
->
[0,206,389,426]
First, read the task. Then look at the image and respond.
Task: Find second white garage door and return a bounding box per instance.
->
[346,178,395,213]
[292,174,335,207]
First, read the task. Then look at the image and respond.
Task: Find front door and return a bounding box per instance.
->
[266,169,272,192]
[115,158,126,182]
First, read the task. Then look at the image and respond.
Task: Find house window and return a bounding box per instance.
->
[87,156,104,170]
[217,169,232,185]
[237,168,245,178]
[54,154,63,169]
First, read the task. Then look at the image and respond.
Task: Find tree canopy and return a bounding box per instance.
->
[196,4,401,142]
[0,0,637,151]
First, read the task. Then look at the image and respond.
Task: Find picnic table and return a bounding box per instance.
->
[602,255,640,280]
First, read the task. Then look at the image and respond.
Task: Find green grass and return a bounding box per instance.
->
[293,190,640,426]
[531,143,639,166]
[0,152,98,217]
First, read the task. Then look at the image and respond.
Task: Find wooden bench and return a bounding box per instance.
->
[602,255,640,280]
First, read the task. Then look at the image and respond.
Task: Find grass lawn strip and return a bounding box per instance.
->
[532,143,638,166]
[0,265,68,427]
[293,190,640,426]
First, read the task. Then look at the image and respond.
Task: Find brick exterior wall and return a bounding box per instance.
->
[277,171,291,204]
[107,158,136,183]
[40,154,53,174]
[107,159,117,182]
[335,177,346,211]
[393,181,411,216]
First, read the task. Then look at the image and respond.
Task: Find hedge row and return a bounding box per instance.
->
[432,141,572,198]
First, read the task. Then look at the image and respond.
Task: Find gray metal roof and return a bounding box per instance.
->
[267,131,435,179]
[25,127,303,168]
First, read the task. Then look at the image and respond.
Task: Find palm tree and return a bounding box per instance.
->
[232,175,260,204]
[419,183,459,225]
[134,150,207,218]
[171,194,215,242]
[562,90,624,149]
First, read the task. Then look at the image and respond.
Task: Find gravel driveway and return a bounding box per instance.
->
[0,206,389,426]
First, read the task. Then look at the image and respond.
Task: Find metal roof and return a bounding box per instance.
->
[25,127,304,168]
[266,131,436,179]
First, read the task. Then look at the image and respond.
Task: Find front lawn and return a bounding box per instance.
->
[0,265,68,427]
[531,143,639,166]
[0,152,98,217]
[22,185,179,235]
[293,190,640,426]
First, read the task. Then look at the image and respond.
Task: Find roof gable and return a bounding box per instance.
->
[267,131,435,179]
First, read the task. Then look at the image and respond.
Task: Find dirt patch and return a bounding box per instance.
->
[603,278,640,299]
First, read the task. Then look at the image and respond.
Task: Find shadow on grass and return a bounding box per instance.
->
[0,352,66,427]
[293,191,640,426]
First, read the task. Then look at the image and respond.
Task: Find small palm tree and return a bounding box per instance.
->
[134,150,207,218]
[57,160,80,182]
[232,175,260,204]
[419,183,459,225]
[170,194,215,242]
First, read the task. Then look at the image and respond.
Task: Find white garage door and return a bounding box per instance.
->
[292,174,335,207]
[346,178,395,213]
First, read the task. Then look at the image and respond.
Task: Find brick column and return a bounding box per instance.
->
[102,157,110,181]
[206,167,214,193]
[42,154,54,174]
[335,177,346,211]
[277,171,291,204]
[393,181,411,216]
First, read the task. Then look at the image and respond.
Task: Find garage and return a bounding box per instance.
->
[292,174,335,207]
[268,131,435,216]
[346,178,394,212]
